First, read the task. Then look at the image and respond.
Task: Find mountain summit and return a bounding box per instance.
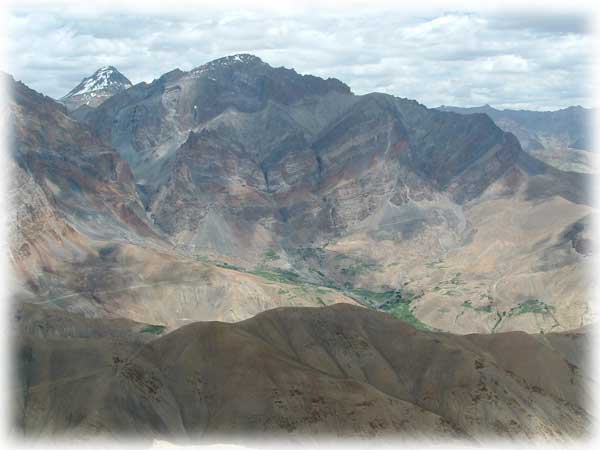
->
[60,66,132,111]
[192,53,266,71]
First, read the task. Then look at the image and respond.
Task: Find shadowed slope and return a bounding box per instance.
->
[14,304,590,443]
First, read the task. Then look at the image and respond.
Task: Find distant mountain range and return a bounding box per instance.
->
[6,54,595,441]
[438,104,595,173]
[438,104,591,150]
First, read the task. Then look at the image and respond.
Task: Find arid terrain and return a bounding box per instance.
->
[14,304,591,443]
[4,53,596,442]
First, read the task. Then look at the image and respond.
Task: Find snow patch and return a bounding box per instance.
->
[189,54,263,78]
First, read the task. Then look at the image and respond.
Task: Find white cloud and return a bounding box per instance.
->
[1,9,594,110]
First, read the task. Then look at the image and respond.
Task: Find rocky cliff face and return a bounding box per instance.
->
[7,74,158,297]
[83,56,525,257]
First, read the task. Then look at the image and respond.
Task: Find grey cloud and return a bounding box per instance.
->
[487,13,589,35]
[1,10,593,110]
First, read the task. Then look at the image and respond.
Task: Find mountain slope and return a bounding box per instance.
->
[75,54,595,333]
[14,304,590,442]
[7,74,357,326]
[7,73,159,293]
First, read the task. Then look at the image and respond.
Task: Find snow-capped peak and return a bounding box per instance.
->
[190,54,265,75]
[62,66,132,99]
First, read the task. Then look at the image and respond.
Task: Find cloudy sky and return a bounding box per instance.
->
[1,1,595,110]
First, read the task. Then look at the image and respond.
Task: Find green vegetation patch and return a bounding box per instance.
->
[348,288,397,307]
[382,301,430,331]
[263,249,281,261]
[207,252,430,330]
[349,288,429,330]
[140,324,166,335]
[425,258,447,269]
[462,300,493,313]
[295,247,326,262]
[214,261,244,271]
[450,273,464,285]
[509,298,555,316]
[249,268,303,285]
[308,267,326,277]
[340,260,378,278]
[196,255,245,272]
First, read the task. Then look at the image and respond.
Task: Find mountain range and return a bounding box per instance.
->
[5,54,596,442]
[438,104,596,174]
